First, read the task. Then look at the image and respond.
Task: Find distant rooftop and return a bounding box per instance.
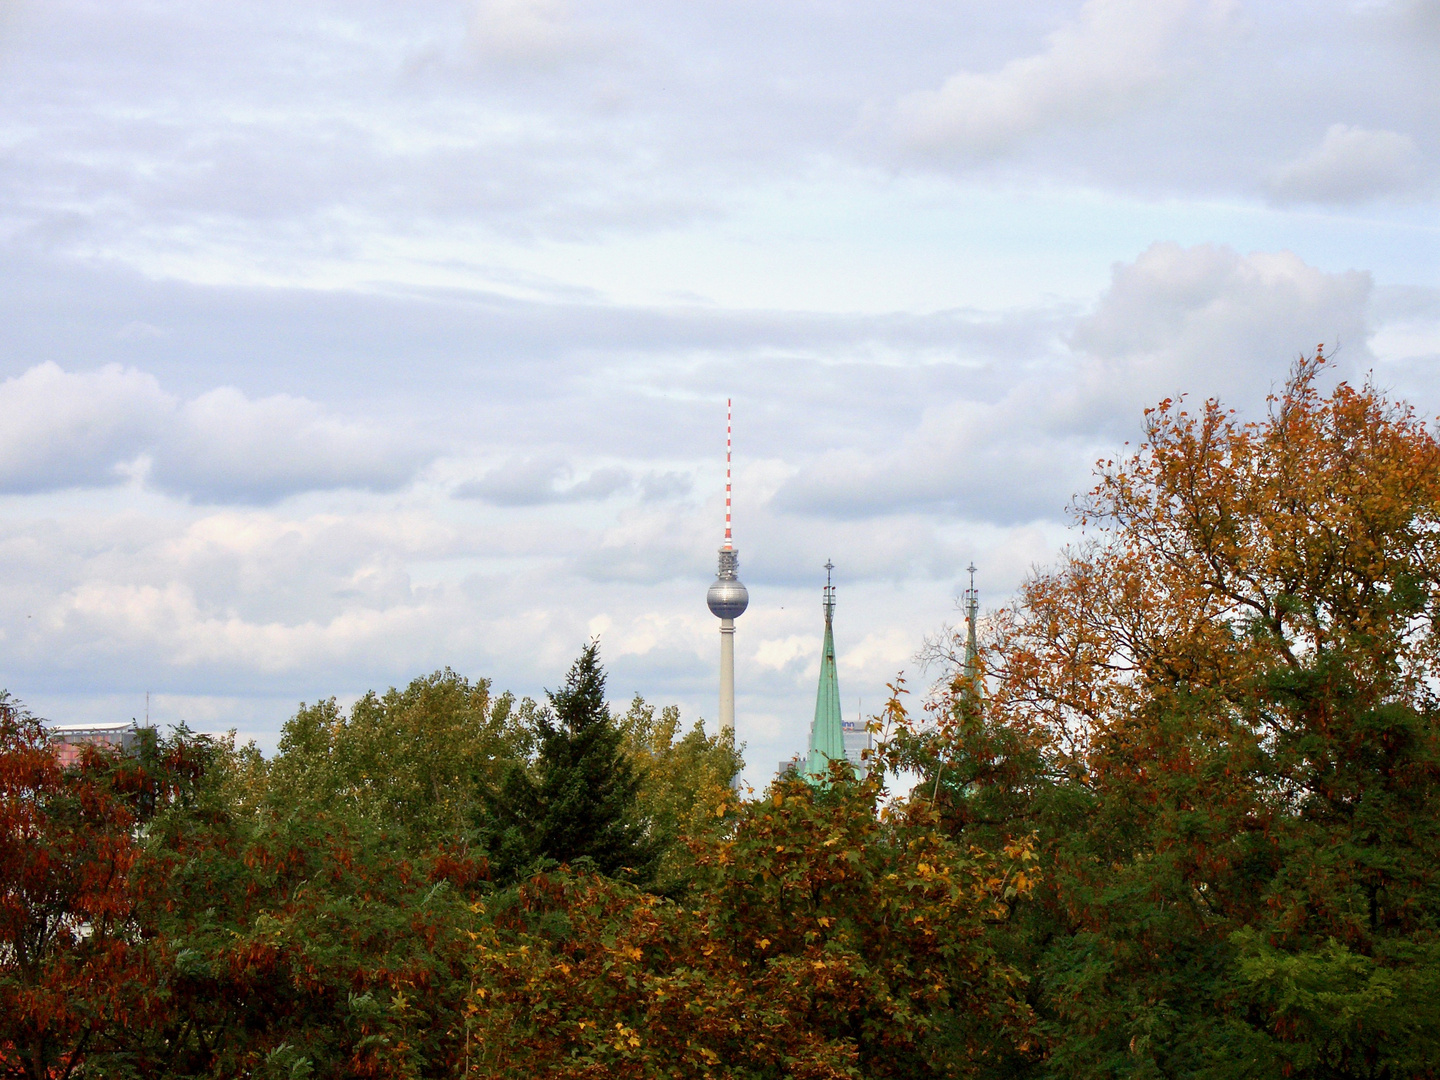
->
[49,721,144,767]
[50,721,137,735]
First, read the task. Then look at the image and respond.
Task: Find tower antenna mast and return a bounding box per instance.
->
[724,398,732,549]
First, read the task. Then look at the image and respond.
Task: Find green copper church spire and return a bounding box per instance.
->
[806,561,848,784]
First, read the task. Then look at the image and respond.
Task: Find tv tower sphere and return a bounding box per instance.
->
[707,556,749,619]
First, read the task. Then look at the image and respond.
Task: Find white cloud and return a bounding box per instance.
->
[156,388,424,503]
[454,456,692,506]
[455,457,634,505]
[0,363,173,492]
[892,0,1223,156]
[469,0,588,64]
[0,363,431,502]
[774,243,1373,524]
[754,635,815,672]
[1268,124,1422,205]
[1064,242,1373,421]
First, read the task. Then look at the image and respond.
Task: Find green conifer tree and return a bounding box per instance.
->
[481,642,659,885]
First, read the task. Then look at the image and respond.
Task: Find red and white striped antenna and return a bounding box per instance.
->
[724,398,733,549]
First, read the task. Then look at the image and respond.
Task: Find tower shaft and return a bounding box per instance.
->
[719,618,735,735]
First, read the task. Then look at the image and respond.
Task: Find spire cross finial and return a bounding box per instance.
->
[823,560,836,621]
[723,398,733,548]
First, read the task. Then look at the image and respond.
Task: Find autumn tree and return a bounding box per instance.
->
[891,357,1440,1078]
[0,697,210,1080]
[461,760,1037,1079]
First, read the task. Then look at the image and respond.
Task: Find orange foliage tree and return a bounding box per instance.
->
[460,766,1037,1079]
[890,358,1440,1077]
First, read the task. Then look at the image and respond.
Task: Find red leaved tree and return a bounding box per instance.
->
[0,696,157,1080]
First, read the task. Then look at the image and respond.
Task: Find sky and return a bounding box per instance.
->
[0,0,1436,788]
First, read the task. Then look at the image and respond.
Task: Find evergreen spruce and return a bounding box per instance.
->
[480,642,659,884]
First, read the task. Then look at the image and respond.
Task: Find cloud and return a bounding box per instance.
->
[0,363,173,492]
[469,0,590,65]
[1064,242,1373,423]
[455,455,693,507]
[0,363,430,502]
[455,457,634,505]
[1267,124,1422,205]
[155,389,427,503]
[891,0,1221,157]
[773,243,1374,525]
[771,400,1082,526]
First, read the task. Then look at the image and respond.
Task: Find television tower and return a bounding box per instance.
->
[706,399,748,736]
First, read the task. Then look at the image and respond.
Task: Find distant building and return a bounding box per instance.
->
[842,717,872,776]
[49,722,141,767]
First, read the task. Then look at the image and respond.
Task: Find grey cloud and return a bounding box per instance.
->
[455,457,634,505]
[1371,284,1440,324]
[468,0,600,66]
[0,362,431,502]
[891,0,1220,158]
[771,399,1087,527]
[1063,241,1373,425]
[153,388,428,503]
[1267,125,1423,205]
[458,462,689,507]
[772,243,1376,525]
[0,251,1052,389]
[639,471,691,502]
[0,0,1432,265]
[0,362,173,492]
[0,242,1381,527]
